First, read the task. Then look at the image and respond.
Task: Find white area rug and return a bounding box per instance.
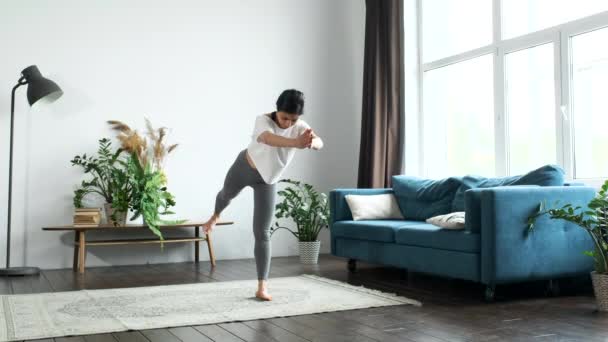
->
[0,274,420,341]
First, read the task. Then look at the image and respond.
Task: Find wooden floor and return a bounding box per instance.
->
[7,254,608,342]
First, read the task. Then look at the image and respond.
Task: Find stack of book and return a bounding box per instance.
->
[73,208,101,227]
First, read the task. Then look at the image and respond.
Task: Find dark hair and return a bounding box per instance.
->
[276,89,304,115]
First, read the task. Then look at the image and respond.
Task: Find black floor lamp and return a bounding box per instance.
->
[1,65,63,277]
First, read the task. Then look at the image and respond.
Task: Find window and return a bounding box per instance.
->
[503,1,608,39]
[422,0,492,62]
[571,27,608,179]
[505,43,557,175]
[419,1,608,182]
[423,55,494,177]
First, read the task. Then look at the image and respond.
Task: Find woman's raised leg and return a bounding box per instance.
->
[203,151,250,233]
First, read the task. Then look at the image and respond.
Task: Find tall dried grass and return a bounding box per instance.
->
[107,119,178,170]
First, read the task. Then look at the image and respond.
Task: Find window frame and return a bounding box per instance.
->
[417,0,608,186]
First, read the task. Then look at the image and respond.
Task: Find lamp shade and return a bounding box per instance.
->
[21,65,63,106]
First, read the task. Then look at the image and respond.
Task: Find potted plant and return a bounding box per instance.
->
[71,138,131,226]
[271,179,329,264]
[108,119,183,246]
[528,180,608,311]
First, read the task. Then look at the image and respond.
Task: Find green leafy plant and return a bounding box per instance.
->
[528,180,608,274]
[108,119,184,247]
[271,179,329,242]
[71,138,131,223]
[125,155,180,242]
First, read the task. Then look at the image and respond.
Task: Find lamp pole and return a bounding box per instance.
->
[1,66,62,276]
[6,77,28,272]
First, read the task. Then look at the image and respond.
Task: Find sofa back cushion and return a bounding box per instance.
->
[512,164,565,186]
[452,164,565,212]
[392,175,462,220]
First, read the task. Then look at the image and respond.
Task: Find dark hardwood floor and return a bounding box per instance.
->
[9,254,608,342]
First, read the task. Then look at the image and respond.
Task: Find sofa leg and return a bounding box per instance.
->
[484,285,496,302]
[546,279,561,297]
[347,259,357,273]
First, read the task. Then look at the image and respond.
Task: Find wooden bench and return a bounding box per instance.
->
[42,221,233,274]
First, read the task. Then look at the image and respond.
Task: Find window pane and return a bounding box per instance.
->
[505,43,557,175]
[423,55,494,178]
[422,0,492,62]
[503,1,608,39]
[572,27,608,179]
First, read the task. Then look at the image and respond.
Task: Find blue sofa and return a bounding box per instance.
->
[329,165,595,299]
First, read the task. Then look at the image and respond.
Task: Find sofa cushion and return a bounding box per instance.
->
[513,164,565,186]
[426,212,465,230]
[395,223,480,253]
[452,164,565,211]
[345,194,404,221]
[331,220,422,243]
[392,175,462,220]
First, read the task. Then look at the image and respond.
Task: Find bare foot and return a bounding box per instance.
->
[255,289,272,301]
[256,280,272,301]
[202,214,219,234]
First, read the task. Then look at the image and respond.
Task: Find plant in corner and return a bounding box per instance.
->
[528,180,608,311]
[108,119,184,247]
[271,179,329,264]
[71,138,131,225]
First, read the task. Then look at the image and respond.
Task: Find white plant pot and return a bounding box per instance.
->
[103,203,127,226]
[591,271,608,312]
[299,241,321,264]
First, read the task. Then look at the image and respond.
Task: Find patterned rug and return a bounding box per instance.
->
[0,274,420,341]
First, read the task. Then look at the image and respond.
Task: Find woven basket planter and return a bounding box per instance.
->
[591,271,608,312]
[299,241,321,264]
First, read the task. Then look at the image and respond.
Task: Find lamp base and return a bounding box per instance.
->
[0,266,40,276]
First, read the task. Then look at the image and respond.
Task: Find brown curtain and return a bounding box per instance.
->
[357,0,404,189]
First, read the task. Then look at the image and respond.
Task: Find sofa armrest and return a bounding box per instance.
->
[465,185,540,233]
[464,188,484,233]
[480,186,595,285]
[329,188,394,224]
[329,188,393,256]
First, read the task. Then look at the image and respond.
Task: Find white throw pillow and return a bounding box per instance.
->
[344,194,405,221]
[426,212,465,229]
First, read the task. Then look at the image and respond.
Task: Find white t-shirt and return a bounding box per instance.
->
[247,113,310,184]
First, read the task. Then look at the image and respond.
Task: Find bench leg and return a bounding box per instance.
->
[195,226,200,263]
[206,232,216,267]
[78,230,86,274]
[73,231,80,272]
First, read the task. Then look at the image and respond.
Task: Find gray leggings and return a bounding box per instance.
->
[214,148,276,280]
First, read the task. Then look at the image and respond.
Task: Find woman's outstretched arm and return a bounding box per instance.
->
[258,129,314,149]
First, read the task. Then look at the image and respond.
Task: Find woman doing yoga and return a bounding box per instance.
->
[201,89,324,301]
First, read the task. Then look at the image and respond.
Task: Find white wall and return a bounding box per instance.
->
[0,0,365,270]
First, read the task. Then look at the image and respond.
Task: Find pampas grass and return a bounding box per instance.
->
[107,119,178,171]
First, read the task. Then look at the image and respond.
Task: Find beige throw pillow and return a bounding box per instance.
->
[426,212,465,229]
[344,194,405,221]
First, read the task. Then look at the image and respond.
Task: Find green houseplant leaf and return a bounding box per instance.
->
[528,180,608,274]
[107,119,184,249]
[270,179,329,242]
[71,138,130,220]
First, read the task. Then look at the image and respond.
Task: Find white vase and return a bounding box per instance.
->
[591,271,608,312]
[299,241,321,264]
[103,203,127,226]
